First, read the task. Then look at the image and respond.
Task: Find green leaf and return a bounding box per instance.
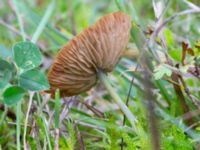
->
[13,41,42,73]
[154,64,172,80]
[195,41,200,48]
[3,86,25,106]
[169,49,182,62]
[66,120,76,150]
[19,69,49,91]
[164,28,174,48]
[122,132,136,150]
[0,58,13,89]
[194,41,200,56]
[197,56,200,65]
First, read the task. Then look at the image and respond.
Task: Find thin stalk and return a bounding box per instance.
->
[23,92,34,150]
[54,89,60,150]
[97,71,137,131]
[12,0,26,41]
[12,1,26,149]
[54,89,60,128]
[37,93,52,150]
[121,76,135,150]
[31,0,55,43]
[16,101,21,150]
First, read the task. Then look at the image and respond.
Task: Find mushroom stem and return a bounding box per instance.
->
[97,70,137,130]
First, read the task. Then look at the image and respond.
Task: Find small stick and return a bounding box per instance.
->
[75,124,85,150]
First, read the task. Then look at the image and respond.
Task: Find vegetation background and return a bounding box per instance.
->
[0,0,200,149]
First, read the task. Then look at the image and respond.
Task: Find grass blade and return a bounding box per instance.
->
[16,101,21,150]
[31,0,55,43]
[12,0,26,41]
[37,93,52,150]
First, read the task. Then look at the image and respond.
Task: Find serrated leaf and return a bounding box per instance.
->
[3,86,25,105]
[0,58,13,89]
[164,28,174,48]
[13,41,42,73]
[19,69,49,91]
[154,64,172,80]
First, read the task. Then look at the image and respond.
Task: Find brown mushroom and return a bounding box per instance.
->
[48,11,131,97]
[47,12,138,129]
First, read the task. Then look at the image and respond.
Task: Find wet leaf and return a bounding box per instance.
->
[0,58,13,89]
[164,28,174,48]
[13,42,42,73]
[19,68,49,91]
[3,86,25,105]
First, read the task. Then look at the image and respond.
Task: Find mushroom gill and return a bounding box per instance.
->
[48,11,131,97]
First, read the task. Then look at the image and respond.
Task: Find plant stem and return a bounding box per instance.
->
[23,92,34,150]
[31,0,55,43]
[16,101,21,150]
[97,71,137,131]
[54,89,60,128]
[12,0,26,41]
[54,89,60,150]
[12,1,25,149]
[37,93,52,150]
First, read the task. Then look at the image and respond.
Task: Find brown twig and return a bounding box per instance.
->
[29,102,42,150]
[142,69,160,150]
[157,16,193,125]
[78,98,104,118]
[171,72,192,124]
[185,120,200,131]
[181,109,200,121]
[179,75,200,109]
[75,123,85,150]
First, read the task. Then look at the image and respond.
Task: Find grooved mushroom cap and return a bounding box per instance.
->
[48,11,131,97]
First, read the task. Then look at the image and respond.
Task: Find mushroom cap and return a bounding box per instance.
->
[48,11,131,97]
